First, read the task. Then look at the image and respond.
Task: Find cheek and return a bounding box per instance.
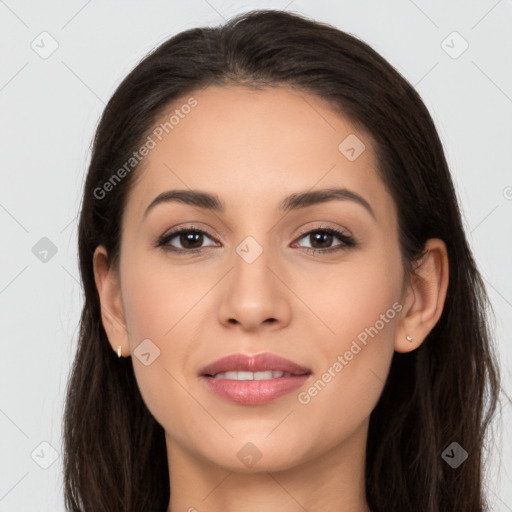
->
[297,242,403,349]
[119,248,216,428]
[121,249,209,344]
[293,249,402,424]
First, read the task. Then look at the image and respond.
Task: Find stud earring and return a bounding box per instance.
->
[117,345,122,358]
[406,335,413,342]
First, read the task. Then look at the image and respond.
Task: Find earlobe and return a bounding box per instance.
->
[93,245,130,357]
[395,238,449,353]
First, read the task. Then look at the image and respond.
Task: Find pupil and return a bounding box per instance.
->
[312,232,332,248]
[182,232,202,249]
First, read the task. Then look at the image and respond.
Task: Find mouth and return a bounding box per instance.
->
[207,370,305,380]
[199,352,312,405]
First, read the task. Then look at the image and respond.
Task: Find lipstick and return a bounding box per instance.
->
[199,352,312,405]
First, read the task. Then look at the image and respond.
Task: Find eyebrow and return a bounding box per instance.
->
[143,187,376,220]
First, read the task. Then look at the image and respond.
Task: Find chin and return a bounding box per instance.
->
[196,435,313,474]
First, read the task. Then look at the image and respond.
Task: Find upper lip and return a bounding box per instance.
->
[199,352,312,377]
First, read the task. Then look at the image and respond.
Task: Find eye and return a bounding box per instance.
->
[292,226,356,254]
[155,226,218,254]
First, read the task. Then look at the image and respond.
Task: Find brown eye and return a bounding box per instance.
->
[294,227,356,254]
[176,231,204,249]
[156,227,217,253]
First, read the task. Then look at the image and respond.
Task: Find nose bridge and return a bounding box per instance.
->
[235,232,268,266]
[227,203,279,269]
[231,229,277,289]
[216,226,291,330]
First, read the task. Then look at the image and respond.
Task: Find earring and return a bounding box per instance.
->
[117,345,122,358]
[406,335,413,342]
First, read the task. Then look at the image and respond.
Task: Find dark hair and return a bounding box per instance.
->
[63,9,500,511]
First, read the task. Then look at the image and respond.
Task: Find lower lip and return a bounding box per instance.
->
[201,375,310,405]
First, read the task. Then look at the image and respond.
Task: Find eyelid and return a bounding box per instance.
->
[157,222,216,238]
[295,223,353,239]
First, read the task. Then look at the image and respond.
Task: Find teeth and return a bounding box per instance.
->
[212,370,292,380]
[238,371,255,380]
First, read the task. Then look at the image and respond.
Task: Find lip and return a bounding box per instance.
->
[199,352,311,377]
[199,352,312,405]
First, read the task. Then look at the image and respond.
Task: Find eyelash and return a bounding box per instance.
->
[154,225,357,256]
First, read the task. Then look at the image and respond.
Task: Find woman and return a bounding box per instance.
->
[63,9,500,512]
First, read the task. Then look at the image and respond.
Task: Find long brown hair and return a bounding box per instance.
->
[63,9,500,511]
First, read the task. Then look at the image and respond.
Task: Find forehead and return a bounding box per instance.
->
[123,85,395,227]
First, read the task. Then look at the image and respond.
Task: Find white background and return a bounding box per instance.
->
[1,0,511,510]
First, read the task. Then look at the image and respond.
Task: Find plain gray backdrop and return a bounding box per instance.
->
[1,0,511,510]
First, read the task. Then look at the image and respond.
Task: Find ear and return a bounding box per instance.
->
[395,238,449,353]
[93,245,130,357]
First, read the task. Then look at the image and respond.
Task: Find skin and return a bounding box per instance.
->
[93,86,449,512]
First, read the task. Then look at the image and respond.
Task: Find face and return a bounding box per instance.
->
[110,85,406,472]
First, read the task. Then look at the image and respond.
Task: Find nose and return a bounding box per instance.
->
[216,237,292,333]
